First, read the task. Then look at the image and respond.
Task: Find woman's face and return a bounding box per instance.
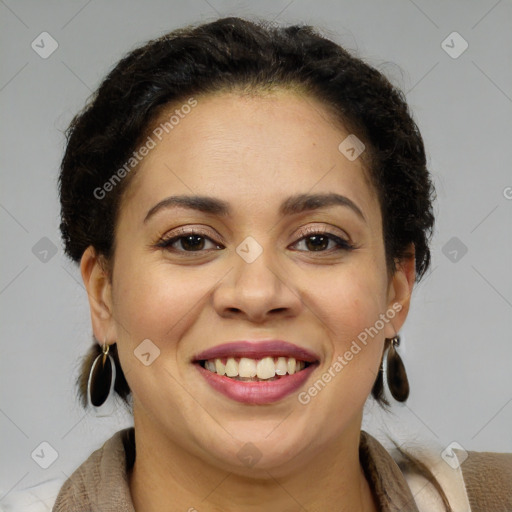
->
[83,90,413,475]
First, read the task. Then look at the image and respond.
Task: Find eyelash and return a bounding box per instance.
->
[155,226,355,255]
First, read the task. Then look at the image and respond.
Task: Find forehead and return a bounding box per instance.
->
[120,90,379,225]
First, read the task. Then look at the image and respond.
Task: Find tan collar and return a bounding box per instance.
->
[53,428,136,512]
[359,430,420,511]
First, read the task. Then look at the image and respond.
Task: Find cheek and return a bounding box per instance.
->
[307,264,388,401]
[112,257,213,346]
[111,259,213,413]
[315,266,389,343]
[293,268,388,430]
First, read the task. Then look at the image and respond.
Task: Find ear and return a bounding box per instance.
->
[383,243,416,339]
[80,245,117,344]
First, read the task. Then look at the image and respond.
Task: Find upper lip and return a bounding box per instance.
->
[193,340,320,363]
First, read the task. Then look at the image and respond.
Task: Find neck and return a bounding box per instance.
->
[129,411,377,512]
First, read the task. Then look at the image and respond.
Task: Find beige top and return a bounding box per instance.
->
[48,427,512,511]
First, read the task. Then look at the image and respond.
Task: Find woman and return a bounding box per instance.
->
[51,16,510,512]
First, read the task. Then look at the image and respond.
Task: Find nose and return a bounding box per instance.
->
[212,246,303,324]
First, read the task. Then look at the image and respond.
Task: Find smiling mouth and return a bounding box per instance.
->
[197,356,314,382]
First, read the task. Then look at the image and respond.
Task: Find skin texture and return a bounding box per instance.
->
[81,90,415,512]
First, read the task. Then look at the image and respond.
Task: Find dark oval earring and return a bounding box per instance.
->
[87,342,116,409]
[386,335,409,402]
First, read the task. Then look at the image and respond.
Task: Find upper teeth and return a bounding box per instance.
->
[205,357,306,379]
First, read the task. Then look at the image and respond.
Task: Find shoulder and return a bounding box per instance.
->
[395,441,512,512]
[52,427,134,512]
[461,450,512,510]
[1,428,135,512]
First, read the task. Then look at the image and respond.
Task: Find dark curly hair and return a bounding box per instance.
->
[59,17,435,410]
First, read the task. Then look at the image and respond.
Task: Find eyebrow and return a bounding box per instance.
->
[143,192,366,223]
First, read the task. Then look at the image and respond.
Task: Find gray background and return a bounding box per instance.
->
[1,0,511,500]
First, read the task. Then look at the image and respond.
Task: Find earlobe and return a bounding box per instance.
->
[80,246,116,342]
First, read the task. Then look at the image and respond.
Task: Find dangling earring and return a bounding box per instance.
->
[386,335,409,402]
[87,342,116,410]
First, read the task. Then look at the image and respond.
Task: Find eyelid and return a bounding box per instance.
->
[293,223,351,242]
[159,225,223,243]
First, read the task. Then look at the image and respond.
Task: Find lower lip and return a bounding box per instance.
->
[195,363,318,404]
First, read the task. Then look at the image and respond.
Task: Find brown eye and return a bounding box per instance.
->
[156,231,223,253]
[180,235,206,251]
[292,232,353,253]
[305,235,330,251]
